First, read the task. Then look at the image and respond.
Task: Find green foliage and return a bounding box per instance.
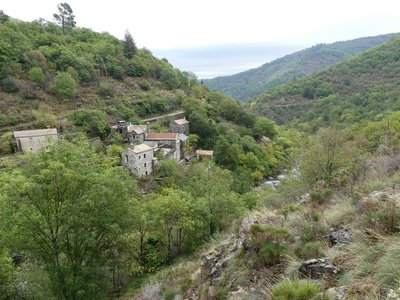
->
[205,34,392,101]
[309,188,333,205]
[0,249,13,297]
[124,30,137,59]
[298,242,325,259]
[251,34,400,128]
[162,288,177,300]
[53,2,76,35]
[51,72,77,98]
[28,66,45,85]
[0,140,135,299]
[70,109,110,139]
[258,240,286,266]
[0,10,10,24]
[0,132,15,155]
[97,81,114,97]
[300,127,357,184]
[1,77,20,92]
[270,280,330,300]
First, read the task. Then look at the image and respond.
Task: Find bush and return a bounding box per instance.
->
[97,81,114,97]
[162,288,177,300]
[298,241,324,259]
[28,67,45,85]
[258,240,286,266]
[1,77,20,92]
[270,280,331,300]
[51,72,77,99]
[250,224,289,266]
[70,109,110,139]
[309,188,333,205]
[0,132,15,154]
[362,202,400,234]
[138,79,151,91]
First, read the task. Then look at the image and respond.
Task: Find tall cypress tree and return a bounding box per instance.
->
[124,30,137,59]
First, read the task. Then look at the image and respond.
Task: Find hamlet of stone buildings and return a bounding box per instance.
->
[119,116,213,177]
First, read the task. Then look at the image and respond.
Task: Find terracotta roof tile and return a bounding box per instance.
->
[146,132,178,140]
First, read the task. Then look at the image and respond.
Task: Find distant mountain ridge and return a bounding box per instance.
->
[204,34,394,101]
[249,34,400,128]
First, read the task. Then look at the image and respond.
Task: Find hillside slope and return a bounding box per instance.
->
[204,34,393,101]
[250,34,400,129]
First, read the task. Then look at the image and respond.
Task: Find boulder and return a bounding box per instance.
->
[299,258,341,279]
[298,193,309,205]
[329,229,351,245]
[327,286,347,300]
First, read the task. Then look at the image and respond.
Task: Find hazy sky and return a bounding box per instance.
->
[3,0,400,78]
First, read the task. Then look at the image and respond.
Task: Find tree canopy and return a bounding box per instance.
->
[53,2,76,35]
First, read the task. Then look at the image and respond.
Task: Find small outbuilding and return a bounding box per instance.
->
[14,128,58,153]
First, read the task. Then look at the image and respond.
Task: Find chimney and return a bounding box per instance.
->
[146,121,150,133]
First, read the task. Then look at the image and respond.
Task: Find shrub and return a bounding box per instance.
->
[258,240,286,266]
[51,72,77,99]
[70,109,110,139]
[0,132,15,154]
[309,188,333,205]
[162,288,176,300]
[97,81,114,97]
[28,67,45,85]
[270,280,331,300]
[138,79,151,91]
[1,77,20,92]
[250,224,289,266]
[362,202,400,234]
[298,241,325,259]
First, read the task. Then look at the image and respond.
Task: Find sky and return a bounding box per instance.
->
[2,0,400,78]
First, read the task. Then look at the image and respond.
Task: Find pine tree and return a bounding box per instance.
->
[53,3,76,35]
[124,30,137,59]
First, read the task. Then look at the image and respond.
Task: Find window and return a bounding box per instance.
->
[144,163,147,168]
[125,155,129,163]
[144,153,146,158]
[139,156,141,160]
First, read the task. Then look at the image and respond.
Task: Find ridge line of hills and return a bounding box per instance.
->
[203,33,394,101]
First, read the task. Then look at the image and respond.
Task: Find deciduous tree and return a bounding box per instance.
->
[0,140,135,299]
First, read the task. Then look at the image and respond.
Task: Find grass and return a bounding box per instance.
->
[270,280,331,300]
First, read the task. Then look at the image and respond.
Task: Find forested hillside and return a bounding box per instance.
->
[204,34,393,101]
[249,34,400,130]
[3,7,400,300]
[0,9,291,299]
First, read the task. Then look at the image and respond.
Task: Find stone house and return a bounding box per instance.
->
[116,121,148,144]
[170,117,189,136]
[121,143,154,177]
[14,128,58,153]
[145,132,181,161]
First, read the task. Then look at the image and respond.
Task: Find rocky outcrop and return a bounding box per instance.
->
[299,258,341,279]
[329,229,351,245]
[200,215,258,283]
[326,286,347,300]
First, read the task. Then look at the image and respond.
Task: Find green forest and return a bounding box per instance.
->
[2,5,400,300]
[203,34,392,101]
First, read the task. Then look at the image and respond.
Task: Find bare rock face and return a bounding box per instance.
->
[299,258,341,279]
[297,193,309,205]
[200,215,258,283]
[329,229,351,245]
[326,286,347,300]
